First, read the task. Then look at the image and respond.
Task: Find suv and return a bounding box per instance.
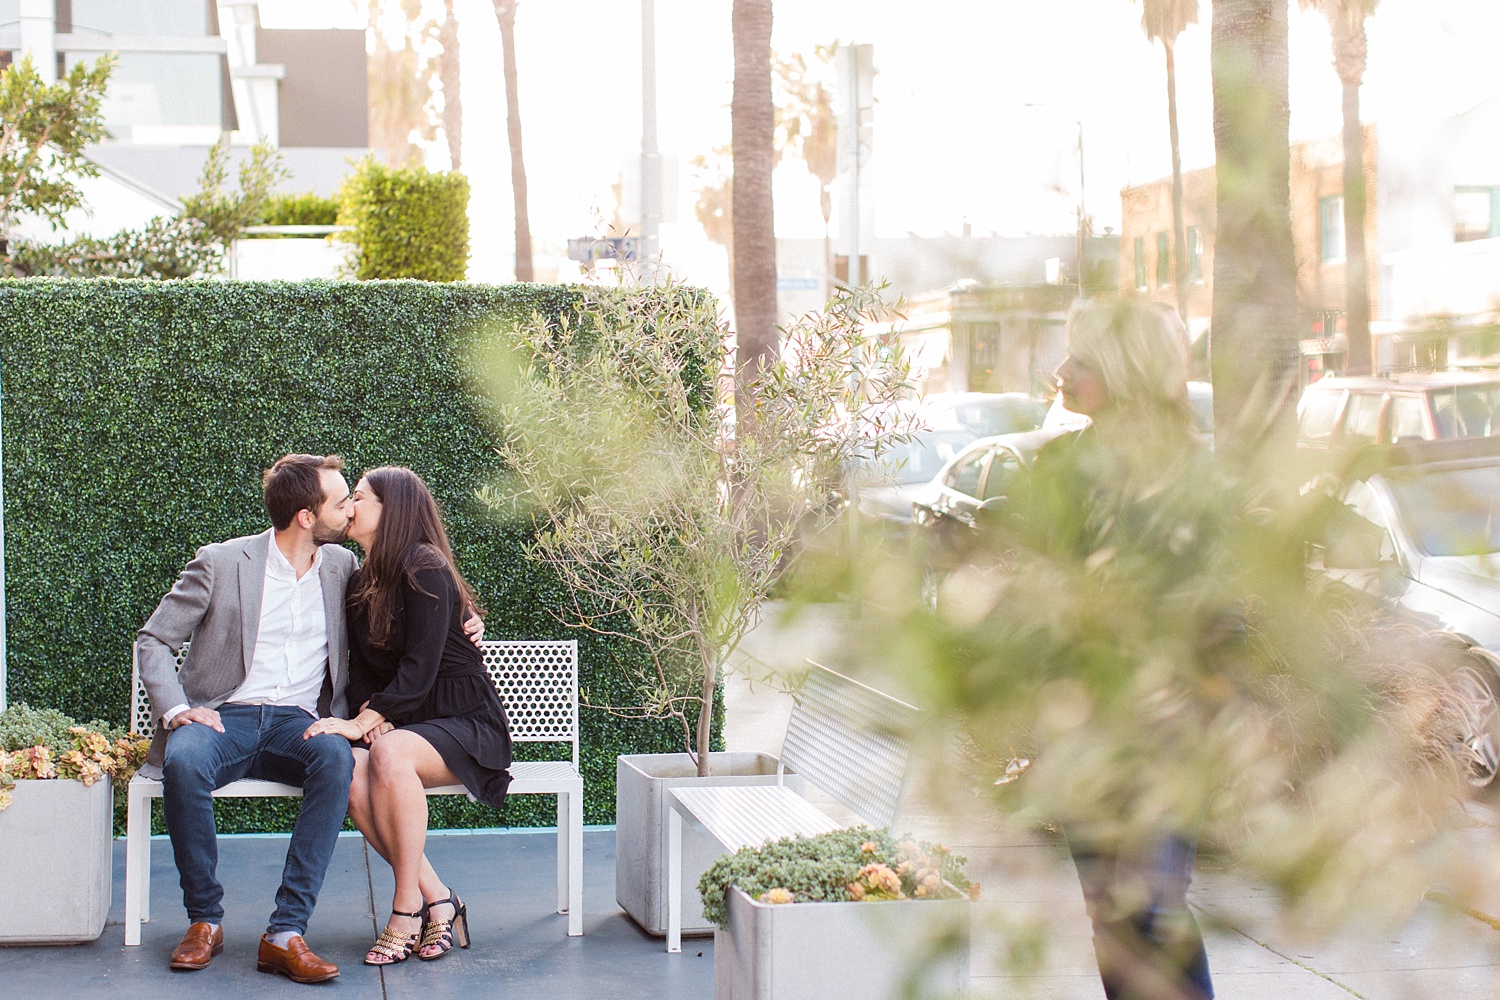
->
[1313,436,1500,786]
[1296,372,1500,454]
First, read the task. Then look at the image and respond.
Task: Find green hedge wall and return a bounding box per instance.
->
[0,277,721,832]
[337,159,470,281]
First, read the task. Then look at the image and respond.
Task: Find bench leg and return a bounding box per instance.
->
[555,793,568,916]
[666,807,682,954]
[124,784,150,946]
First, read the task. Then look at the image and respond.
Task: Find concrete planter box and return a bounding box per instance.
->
[617,752,803,937]
[0,778,112,944]
[715,887,970,1000]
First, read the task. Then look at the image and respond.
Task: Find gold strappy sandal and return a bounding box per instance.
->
[363,906,425,966]
[417,890,470,960]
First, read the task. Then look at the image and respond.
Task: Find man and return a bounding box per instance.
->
[138,454,358,983]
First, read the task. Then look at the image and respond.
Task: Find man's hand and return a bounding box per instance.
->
[303,717,364,742]
[463,608,485,647]
[169,706,223,732]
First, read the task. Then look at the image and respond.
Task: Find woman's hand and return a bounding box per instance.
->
[362,721,396,744]
[464,607,485,646]
[303,717,365,742]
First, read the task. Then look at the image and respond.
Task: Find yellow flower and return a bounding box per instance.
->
[759,887,794,905]
[860,841,878,854]
[847,883,866,901]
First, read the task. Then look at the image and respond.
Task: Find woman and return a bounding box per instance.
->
[1020,300,1227,1000]
[304,466,512,966]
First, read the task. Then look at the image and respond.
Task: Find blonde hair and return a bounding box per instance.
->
[1065,299,1194,431]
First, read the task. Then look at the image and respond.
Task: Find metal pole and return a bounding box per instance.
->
[1076,119,1086,299]
[640,0,659,275]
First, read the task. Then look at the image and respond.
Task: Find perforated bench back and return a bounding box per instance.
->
[778,662,920,830]
[132,638,580,768]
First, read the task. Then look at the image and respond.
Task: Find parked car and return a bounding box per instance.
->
[1296,371,1500,454]
[917,392,1046,439]
[1312,436,1500,786]
[1044,380,1215,445]
[909,427,1067,597]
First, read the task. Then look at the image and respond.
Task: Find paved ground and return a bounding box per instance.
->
[5,598,1499,998]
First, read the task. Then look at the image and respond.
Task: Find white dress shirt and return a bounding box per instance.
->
[164,535,330,725]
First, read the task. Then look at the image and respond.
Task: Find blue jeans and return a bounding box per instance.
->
[1068,832,1214,1000]
[161,704,355,935]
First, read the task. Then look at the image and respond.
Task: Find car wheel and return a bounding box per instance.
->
[1446,651,1500,789]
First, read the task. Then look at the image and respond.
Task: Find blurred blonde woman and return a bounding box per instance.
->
[1020,299,1226,1000]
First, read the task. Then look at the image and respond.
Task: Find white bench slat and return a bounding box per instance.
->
[662,662,921,953]
[670,784,840,851]
[124,638,583,945]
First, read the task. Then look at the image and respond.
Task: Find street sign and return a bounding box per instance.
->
[776,277,820,292]
[567,237,639,263]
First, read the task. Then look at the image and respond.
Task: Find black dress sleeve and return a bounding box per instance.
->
[364,566,454,721]
[345,619,374,716]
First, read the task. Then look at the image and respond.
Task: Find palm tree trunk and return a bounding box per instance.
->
[494,0,534,282]
[438,0,462,171]
[1340,76,1371,373]
[731,0,777,425]
[1210,0,1301,466]
[1165,39,1189,322]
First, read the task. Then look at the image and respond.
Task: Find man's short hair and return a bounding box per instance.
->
[262,454,346,531]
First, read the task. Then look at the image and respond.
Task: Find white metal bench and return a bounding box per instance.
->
[665,661,920,952]
[125,639,584,944]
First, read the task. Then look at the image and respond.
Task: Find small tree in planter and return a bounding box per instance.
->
[699,827,974,1000]
[485,281,912,775]
[0,704,150,943]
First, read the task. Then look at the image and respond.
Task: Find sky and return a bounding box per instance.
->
[258,0,1500,287]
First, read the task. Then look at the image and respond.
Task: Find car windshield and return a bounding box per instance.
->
[850,431,972,486]
[1385,464,1500,556]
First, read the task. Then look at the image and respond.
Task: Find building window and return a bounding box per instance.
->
[1156,231,1170,287]
[1319,195,1345,262]
[1455,186,1500,242]
[1186,226,1202,282]
[1133,237,1146,289]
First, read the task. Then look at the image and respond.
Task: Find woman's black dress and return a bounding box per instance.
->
[346,563,512,809]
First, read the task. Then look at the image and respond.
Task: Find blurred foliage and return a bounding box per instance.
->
[337,157,470,281]
[793,424,1487,934]
[484,282,914,774]
[0,277,720,832]
[698,826,973,927]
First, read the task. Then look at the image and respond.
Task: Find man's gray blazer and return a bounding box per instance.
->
[136,529,359,770]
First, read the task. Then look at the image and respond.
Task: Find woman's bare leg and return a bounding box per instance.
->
[349,746,447,905]
[366,731,462,938]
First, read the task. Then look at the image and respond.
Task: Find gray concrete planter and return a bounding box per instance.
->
[616,752,803,937]
[0,778,112,944]
[715,887,971,1000]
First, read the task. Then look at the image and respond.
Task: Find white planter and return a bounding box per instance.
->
[616,752,804,937]
[715,887,971,1000]
[0,777,113,944]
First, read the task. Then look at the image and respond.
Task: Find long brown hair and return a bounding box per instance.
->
[348,466,482,647]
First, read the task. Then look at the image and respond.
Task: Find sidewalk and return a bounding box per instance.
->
[725,599,1500,999]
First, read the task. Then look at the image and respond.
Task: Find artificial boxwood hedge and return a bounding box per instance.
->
[0,277,721,832]
[337,159,470,281]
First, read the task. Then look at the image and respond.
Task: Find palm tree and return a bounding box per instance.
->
[1210,0,1301,462]
[492,0,534,281]
[365,0,436,169]
[731,0,777,425]
[437,0,463,171]
[1300,0,1378,374]
[1137,0,1199,323]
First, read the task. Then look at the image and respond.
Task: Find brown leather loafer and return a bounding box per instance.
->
[256,934,340,984]
[169,921,224,970]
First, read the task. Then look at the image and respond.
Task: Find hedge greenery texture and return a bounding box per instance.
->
[0,277,720,832]
[250,190,341,233]
[337,159,470,281]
